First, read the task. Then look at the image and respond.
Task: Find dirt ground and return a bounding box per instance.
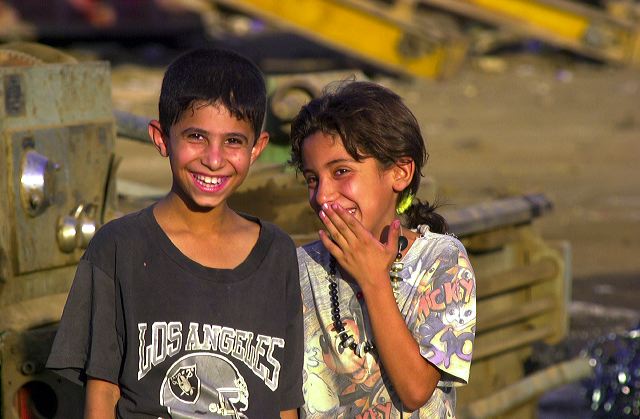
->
[112,51,640,415]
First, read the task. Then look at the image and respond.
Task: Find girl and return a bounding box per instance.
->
[290,81,476,417]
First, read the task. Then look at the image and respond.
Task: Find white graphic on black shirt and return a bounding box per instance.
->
[161,353,249,418]
[138,321,284,391]
[169,364,199,403]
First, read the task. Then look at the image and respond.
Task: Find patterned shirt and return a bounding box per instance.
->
[298,231,476,418]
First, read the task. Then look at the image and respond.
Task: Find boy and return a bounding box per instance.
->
[47,48,303,418]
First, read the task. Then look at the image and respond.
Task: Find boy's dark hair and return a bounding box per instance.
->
[290,80,447,233]
[159,47,266,140]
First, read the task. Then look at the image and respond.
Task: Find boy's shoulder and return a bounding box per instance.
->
[95,206,151,240]
[84,206,153,256]
[250,215,295,248]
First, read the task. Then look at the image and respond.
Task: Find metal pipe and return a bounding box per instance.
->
[458,357,593,419]
[441,194,553,237]
[114,110,152,144]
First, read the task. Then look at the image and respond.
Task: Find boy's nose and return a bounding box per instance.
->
[201,142,224,170]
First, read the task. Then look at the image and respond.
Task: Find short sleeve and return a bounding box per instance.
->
[277,242,305,410]
[412,239,476,385]
[46,258,122,386]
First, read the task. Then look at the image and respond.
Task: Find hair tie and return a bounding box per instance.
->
[396,193,414,215]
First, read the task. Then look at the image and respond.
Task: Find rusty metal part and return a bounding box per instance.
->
[1,326,84,419]
[0,41,77,64]
[0,48,42,67]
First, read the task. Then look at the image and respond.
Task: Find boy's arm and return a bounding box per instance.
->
[85,377,120,419]
[280,409,298,419]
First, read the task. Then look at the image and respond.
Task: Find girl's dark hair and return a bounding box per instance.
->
[159,47,266,140]
[290,81,447,233]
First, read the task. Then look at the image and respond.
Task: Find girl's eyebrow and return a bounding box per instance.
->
[325,158,356,166]
[303,157,357,173]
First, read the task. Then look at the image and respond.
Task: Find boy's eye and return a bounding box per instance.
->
[226,137,245,146]
[187,133,206,142]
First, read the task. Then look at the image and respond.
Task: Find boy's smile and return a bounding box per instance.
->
[151,102,268,212]
[301,131,399,241]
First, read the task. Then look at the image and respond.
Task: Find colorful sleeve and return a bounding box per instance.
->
[411,238,476,385]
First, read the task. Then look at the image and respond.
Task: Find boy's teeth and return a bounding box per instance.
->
[196,174,222,185]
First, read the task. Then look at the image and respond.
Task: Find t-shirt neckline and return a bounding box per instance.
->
[142,205,274,282]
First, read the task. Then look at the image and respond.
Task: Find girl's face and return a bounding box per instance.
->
[301,131,400,241]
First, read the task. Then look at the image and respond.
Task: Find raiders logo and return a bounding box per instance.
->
[169,364,200,403]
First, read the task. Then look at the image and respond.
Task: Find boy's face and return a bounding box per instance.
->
[150,103,268,211]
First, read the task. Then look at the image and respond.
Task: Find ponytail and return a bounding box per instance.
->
[402,198,448,234]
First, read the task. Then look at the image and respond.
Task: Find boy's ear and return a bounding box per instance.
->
[250,131,270,164]
[391,158,415,193]
[148,120,169,157]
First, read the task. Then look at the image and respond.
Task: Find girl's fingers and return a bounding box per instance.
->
[325,203,359,243]
[331,203,367,237]
[386,219,401,258]
[320,204,354,245]
[319,208,348,249]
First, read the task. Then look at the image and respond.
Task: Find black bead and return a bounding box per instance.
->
[330,295,339,302]
[331,308,339,315]
[349,342,357,350]
[329,282,337,290]
[340,333,349,342]
[398,235,408,252]
[396,252,402,259]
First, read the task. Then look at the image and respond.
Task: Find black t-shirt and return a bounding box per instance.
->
[47,206,304,418]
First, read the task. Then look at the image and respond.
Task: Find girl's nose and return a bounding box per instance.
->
[202,142,224,170]
[315,179,336,208]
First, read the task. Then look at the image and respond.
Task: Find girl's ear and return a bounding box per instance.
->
[148,120,169,157]
[392,158,415,193]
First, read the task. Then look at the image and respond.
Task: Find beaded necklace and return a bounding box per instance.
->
[327,235,409,358]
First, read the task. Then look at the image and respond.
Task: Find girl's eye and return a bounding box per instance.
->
[334,168,350,176]
[304,176,317,187]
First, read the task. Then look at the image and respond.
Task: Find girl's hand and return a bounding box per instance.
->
[318,202,399,291]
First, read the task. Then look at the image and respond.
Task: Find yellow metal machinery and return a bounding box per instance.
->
[212,0,469,79]
[422,0,640,68]
[213,0,640,78]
